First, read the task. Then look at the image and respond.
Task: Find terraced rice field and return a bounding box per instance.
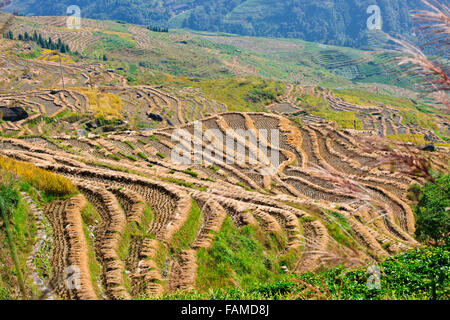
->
[0,65,230,135]
[280,86,448,143]
[1,12,448,301]
[1,110,447,300]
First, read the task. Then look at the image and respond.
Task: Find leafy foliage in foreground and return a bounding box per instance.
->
[141,246,450,300]
[415,175,450,246]
[0,173,38,299]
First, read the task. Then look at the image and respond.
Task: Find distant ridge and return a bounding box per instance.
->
[5,0,426,49]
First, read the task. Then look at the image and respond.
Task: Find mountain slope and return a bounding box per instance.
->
[6,0,425,48]
[0,12,413,87]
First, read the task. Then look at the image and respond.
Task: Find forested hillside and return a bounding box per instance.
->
[7,0,425,48]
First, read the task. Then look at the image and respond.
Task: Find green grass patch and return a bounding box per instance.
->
[138,139,148,145]
[107,153,121,161]
[322,210,358,249]
[142,246,450,300]
[80,202,103,296]
[119,152,137,162]
[161,177,206,191]
[137,152,148,160]
[208,165,219,172]
[171,200,203,253]
[124,141,136,150]
[236,182,253,192]
[195,217,286,291]
[182,169,199,178]
[386,134,428,145]
[194,77,285,112]
[17,46,42,59]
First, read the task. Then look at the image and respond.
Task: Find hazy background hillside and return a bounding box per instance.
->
[7,0,426,48]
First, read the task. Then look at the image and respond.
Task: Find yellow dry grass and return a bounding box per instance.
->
[0,155,77,196]
[73,88,124,120]
[386,133,428,145]
[38,49,74,63]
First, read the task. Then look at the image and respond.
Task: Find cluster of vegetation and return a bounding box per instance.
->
[16,46,42,59]
[386,134,429,146]
[4,31,71,54]
[0,174,30,299]
[413,175,449,247]
[147,25,168,33]
[145,246,449,300]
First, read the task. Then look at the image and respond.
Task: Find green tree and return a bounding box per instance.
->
[37,34,44,47]
[415,175,450,246]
